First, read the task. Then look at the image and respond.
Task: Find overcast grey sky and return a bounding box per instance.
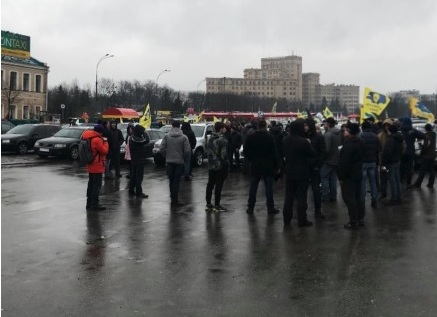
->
[2,0,437,96]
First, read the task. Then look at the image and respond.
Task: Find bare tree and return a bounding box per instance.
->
[1,77,21,119]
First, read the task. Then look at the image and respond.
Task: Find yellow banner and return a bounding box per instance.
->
[409,97,435,122]
[323,106,333,118]
[363,87,390,116]
[139,104,151,129]
[1,48,30,59]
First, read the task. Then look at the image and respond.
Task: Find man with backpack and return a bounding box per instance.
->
[82,124,109,210]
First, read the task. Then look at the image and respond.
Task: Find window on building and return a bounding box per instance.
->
[35,75,42,92]
[23,73,30,91]
[10,105,16,119]
[23,106,30,119]
[10,71,18,90]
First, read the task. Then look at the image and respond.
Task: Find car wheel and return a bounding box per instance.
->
[193,149,203,167]
[16,142,29,155]
[70,145,79,160]
[154,154,166,167]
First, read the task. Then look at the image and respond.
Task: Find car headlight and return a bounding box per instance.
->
[154,143,160,148]
[2,139,10,143]
[54,144,66,148]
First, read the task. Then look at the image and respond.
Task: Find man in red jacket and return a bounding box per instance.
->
[83,124,109,210]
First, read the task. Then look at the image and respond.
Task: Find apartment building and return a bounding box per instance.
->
[302,73,320,106]
[316,83,360,113]
[1,31,49,120]
[206,55,302,100]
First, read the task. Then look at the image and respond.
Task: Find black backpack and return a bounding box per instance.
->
[78,137,97,164]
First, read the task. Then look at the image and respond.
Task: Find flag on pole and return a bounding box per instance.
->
[323,106,334,118]
[139,104,151,129]
[213,116,220,123]
[194,111,204,123]
[409,97,435,122]
[360,106,378,123]
[362,87,390,116]
[271,102,277,113]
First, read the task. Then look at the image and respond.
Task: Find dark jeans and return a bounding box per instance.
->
[230,147,241,168]
[184,151,192,177]
[206,168,228,206]
[309,168,322,210]
[321,163,337,201]
[388,162,401,201]
[283,177,309,225]
[129,161,145,195]
[340,178,363,225]
[361,162,378,204]
[86,173,103,207]
[166,163,184,203]
[248,175,274,209]
[414,158,435,187]
[400,154,414,185]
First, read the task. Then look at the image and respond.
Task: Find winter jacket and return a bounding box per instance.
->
[129,126,150,163]
[323,126,342,165]
[206,132,229,171]
[160,127,191,164]
[337,136,364,182]
[269,125,284,159]
[82,130,109,174]
[230,130,243,150]
[107,122,124,157]
[244,130,279,176]
[182,129,197,150]
[359,128,379,163]
[401,126,425,157]
[420,131,436,160]
[382,132,404,165]
[282,134,315,180]
[306,129,326,169]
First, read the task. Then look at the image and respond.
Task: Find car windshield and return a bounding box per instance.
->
[6,125,34,134]
[54,128,85,138]
[160,126,172,134]
[191,126,205,138]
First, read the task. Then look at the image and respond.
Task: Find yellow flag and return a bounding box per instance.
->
[362,87,390,116]
[409,97,435,122]
[139,104,151,129]
[194,111,204,123]
[213,116,220,123]
[360,106,378,123]
[183,116,189,122]
[323,106,333,118]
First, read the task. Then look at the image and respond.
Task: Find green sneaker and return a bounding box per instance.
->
[205,204,214,212]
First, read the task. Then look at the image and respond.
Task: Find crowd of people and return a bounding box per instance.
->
[83,116,436,230]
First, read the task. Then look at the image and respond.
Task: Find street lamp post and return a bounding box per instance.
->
[95,53,114,113]
[197,79,206,90]
[155,69,170,110]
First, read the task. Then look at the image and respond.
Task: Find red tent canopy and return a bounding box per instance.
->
[102,107,139,119]
[347,114,360,118]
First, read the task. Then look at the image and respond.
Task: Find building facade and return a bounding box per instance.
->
[302,73,320,106]
[316,83,360,113]
[206,55,302,101]
[1,55,49,120]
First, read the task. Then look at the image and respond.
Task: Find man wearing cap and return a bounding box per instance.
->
[337,123,364,229]
[321,117,342,202]
[83,124,109,210]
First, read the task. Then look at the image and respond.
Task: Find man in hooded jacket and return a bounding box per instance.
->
[106,120,124,179]
[160,120,191,206]
[128,125,150,198]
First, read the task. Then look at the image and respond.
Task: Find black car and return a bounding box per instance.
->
[1,124,61,154]
[1,120,15,134]
[34,126,94,160]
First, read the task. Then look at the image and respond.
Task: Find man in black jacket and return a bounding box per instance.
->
[282,120,315,227]
[337,123,364,229]
[412,123,436,188]
[181,122,197,181]
[106,120,124,179]
[360,120,379,209]
[244,120,280,214]
[304,118,326,219]
[128,125,150,198]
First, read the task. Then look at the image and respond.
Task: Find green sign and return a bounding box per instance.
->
[1,31,31,59]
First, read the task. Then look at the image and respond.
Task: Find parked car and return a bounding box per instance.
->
[119,126,165,161]
[1,124,61,154]
[34,126,94,160]
[1,120,15,134]
[153,123,214,167]
[160,124,172,135]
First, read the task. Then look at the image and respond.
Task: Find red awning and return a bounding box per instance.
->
[102,107,139,119]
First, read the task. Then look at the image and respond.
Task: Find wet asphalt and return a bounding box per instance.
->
[1,153,437,317]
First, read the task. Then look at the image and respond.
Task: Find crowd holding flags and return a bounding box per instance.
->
[139,104,152,129]
[409,97,435,122]
[360,87,390,123]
